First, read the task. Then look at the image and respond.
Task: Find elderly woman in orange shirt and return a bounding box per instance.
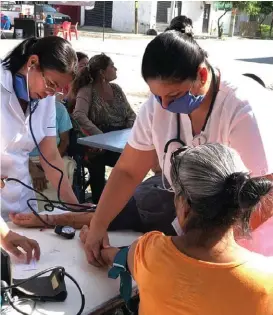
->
[80,143,273,315]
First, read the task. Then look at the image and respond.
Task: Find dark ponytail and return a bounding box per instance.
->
[237,174,272,233]
[72,53,111,96]
[170,143,272,236]
[2,36,77,76]
[142,30,208,82]
[2,37,38,74]
[165,15,194,37]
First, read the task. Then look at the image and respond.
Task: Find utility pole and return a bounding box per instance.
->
[228,8,237,37]
[103,1,105,41]
[170,1,176,23]
[135,1,138,34]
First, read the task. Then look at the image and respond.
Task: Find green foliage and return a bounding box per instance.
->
[215,1,273,15]
[261,24,270,37]
[258,1,273,16]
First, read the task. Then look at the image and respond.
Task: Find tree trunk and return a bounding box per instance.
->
[270,17,273,38]
[218,10,228,38]
[257,16,266,38]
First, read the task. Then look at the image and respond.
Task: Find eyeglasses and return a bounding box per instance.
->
[41,72,62,95]
[171,146,190,183]
[161,145,190,192]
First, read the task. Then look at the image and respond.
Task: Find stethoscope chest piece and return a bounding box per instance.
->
[192,132,207,147]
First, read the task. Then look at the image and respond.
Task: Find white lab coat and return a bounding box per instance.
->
[0,64,56,221]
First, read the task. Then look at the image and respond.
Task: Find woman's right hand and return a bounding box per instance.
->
[83,220,110,267]
[9,213,45,228]
[1,230,40,263]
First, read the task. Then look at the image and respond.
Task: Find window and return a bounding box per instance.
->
[43,5,56,13]
[1,2,21,12]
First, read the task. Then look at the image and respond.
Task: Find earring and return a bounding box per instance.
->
[102,77,106,83]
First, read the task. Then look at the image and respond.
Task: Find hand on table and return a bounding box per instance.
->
[1,230,40,263]
[9,213,44,228]
[81,224,110,267]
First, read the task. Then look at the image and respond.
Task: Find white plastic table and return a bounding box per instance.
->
[4,219,141,315]
[77,129,132,153]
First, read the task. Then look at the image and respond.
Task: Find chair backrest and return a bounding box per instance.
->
[62,21,71,31]
[72,22,78,30]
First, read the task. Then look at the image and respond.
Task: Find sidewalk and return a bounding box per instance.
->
[78,26,217,40]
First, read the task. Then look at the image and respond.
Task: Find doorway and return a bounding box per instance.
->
[202,3,211,33]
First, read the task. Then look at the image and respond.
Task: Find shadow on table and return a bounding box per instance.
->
[236,57,273,65]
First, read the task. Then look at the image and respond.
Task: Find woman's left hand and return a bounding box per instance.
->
[9,213,45,228]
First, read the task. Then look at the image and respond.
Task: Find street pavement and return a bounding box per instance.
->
[1,36,272,112]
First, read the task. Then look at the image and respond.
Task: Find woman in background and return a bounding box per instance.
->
[76,52,89,71]
[62,51,89,109]
[72,53,136,203]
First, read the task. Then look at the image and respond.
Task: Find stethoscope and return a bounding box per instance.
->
[161,66,219,191]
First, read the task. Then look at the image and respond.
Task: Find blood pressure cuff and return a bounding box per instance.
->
[108,247,132,304]
[13,268,67,302]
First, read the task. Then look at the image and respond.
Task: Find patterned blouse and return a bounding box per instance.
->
[72,83,136,135]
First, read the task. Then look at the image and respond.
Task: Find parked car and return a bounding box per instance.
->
[35,4,71,24]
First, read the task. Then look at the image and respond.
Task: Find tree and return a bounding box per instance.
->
[255,1,273,37]
[215,1,262,38]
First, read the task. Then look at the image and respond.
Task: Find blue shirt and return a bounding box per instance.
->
[30,102,72,157]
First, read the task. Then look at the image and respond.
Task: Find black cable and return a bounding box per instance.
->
[6,99,97,226]
[1,267,85,315]
[1,281,36,315]
[2,299,36,315]
[6,294,30,315]
[63,271,85,315]
[28,101,93,212]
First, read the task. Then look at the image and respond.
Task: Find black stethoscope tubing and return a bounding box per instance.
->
[163,66,218,154]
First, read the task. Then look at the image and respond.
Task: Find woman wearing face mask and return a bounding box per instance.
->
[0,36,82,261]
[83,30,273,266]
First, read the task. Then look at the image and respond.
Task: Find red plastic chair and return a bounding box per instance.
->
[69,22,79,40]
[59,21,71,40]
[53,24,61,36]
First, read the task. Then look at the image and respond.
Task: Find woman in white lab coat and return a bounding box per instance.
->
[0,36,79,262]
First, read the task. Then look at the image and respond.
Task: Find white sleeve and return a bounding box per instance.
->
[229,95,273,177]
[0,217,9,235]
[128,95,155,151]
[44,96,56,137]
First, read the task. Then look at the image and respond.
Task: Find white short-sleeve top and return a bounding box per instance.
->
[129,70,273,186]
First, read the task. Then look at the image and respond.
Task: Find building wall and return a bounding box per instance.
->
[52,5,81,25]
[138,1,157,33]
[181,1,205,34]
[84,1,113,27]
[112,1,157,34]
[112,1,135,33]
[209,9,232,36]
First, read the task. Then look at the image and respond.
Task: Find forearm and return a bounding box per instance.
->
[73,112,102,135]
[41,155,78,205]
[90,168,143,229]
[45,213,93,228]
[101,247,120,266]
